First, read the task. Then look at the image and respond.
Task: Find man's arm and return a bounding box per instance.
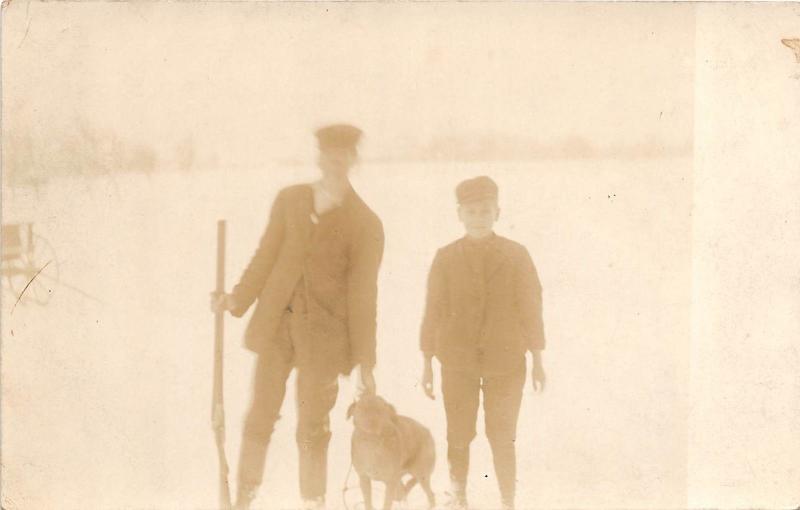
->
[228,189,288,317]
[347,216,385,370]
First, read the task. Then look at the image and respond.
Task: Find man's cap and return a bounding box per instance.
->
[315,124,363,151]
[456,176,499,204]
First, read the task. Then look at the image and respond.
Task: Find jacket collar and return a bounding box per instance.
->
[457,233,508,281]
[340,183,360,213]
[304,181,360,218]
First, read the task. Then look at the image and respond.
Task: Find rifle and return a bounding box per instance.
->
[212,219,233,510]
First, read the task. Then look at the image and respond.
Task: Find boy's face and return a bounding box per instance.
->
[458,198,499,238]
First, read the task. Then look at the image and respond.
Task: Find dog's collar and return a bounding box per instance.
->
[357,421,400,440]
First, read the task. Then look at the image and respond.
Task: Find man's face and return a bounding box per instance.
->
[318,146,357,178]
[458,198,499,238]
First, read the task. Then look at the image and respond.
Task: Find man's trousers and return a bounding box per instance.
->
[237,314,339,502]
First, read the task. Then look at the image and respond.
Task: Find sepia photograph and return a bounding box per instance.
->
[1,2,798,510]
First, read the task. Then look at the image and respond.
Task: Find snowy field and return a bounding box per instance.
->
[2,158,692,510]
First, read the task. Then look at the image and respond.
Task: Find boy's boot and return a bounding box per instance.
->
[445,487,468,510]
[447,445,470,508]
[234,483,257,510]
[491,442,517,510]
[501,495,515,510]
[300,496,325,509]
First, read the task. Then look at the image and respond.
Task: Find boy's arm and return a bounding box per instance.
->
[347,216,385,370]
[229,189,288,317]
[420,249,447,357]
[516,247,546,351]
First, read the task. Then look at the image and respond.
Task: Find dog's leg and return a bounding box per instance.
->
[419,476,436,509]
[359,474,374,510]
[382,477,399,510]
[399,477,418,501]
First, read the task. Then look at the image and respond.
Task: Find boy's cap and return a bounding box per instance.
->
[456,176,499,204]
[315,124,362,151]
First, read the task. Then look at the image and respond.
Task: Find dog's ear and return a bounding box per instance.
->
[346,401,356,420]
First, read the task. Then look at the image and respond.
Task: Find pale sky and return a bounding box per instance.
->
[4,2,694,168]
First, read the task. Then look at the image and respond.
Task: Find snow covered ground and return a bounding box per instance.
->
[2,158,692,509]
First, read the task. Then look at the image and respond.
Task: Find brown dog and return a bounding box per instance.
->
[347,394,436,510]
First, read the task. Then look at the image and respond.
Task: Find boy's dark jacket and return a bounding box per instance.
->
[230,184,384,375]
[420,235,545,373]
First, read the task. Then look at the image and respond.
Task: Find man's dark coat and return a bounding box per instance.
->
[231,184,384,375]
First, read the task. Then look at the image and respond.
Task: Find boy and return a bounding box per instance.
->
[419,175,546,510]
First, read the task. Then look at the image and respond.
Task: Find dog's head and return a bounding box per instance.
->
[346,394,397,435]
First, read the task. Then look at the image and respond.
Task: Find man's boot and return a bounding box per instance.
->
[235,437,268,510]
[298,431,331,506]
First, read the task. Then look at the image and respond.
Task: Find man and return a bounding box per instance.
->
[210,124,384,509]
[419,176,546,510]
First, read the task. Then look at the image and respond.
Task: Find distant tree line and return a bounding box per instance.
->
[4,124,690,191]
[396,133,692,162]
[4,122,160,190]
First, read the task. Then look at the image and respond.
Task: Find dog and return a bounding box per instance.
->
[347,394,436,510]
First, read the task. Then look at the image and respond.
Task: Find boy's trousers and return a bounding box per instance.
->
[441,359,526,504]
[237,311,339,502]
